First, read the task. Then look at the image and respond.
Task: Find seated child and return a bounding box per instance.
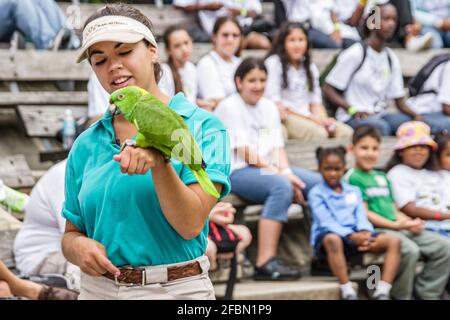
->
[309,146,401,300]
[345,125,450,300]
[386,122,450,230]
[205,202,252,271]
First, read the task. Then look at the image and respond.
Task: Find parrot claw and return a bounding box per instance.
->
[201,160,207,170]
[119,139,137,153]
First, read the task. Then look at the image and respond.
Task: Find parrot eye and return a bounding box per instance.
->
[117,94,125,101]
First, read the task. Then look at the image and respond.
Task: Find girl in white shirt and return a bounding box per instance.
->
[159,26,201,105]
[197,16,242,112]
[386,122,450,237]
[215,57,322,281]
[264,22,353,141]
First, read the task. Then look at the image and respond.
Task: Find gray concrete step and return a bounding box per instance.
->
[214,277,358,300]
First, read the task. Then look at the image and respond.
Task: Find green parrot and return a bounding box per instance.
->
[109,86,220,199]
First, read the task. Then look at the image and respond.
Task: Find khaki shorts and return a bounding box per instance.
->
[78,255,215,300]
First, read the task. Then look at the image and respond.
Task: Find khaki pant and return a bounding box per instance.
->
[377,228,450,300]
[78,255,215,300]
[285,114,353,141]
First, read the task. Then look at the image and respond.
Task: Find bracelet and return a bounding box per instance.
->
[333,23,341,32]
[240,8,248,17]
[281,168,293,175]
[435,212,442,221]
[347,106,358,116]
[359,0,368,6]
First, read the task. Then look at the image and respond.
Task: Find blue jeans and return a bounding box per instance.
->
[422,25,450,48]
[370,112,450,135]
[346,112,411,136]
[308,28,341,49]
[230,166,322,222]
[0,0,71,49]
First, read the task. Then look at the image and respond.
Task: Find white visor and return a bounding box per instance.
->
[76,15,157,63]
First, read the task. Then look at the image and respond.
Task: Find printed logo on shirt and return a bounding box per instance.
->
[345,193,358,205]
[366,187,390,198]
[375,175,387,187]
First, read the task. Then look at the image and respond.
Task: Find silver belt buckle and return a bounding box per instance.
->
[114,266,146,287]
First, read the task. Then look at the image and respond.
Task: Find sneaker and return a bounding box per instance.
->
[373,293,390,300]
[342,293,358,300]
[406,32,433,52]
[253,257,301,281]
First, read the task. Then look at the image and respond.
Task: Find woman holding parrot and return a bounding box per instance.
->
[61,3,231,299]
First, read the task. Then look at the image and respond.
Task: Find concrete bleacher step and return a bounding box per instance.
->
[214,278,358,300]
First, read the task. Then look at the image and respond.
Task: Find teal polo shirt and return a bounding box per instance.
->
[62,93,231,267]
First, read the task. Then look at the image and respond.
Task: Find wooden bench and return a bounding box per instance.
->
[15,105,88,162]
[0,154,35,190]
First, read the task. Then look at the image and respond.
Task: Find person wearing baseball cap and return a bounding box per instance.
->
[62,3,231,300]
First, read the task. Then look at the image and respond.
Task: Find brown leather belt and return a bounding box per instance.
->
[103,261,202,286]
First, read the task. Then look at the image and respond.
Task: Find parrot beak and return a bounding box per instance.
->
[108,103,121,116]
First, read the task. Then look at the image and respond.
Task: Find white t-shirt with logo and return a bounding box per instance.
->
[326,43,405,122]
[87,73,109,117]
[214,93,285,173]
[13,160,67,275]
[406,60,450,114]
[264,55,322,117]
[197,51,241,100]
[387,164,448,211]
[388,165,450,232]
[159,62,198,103]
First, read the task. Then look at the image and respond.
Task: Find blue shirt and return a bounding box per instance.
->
[62,93,231,267]
[308,181,374,246]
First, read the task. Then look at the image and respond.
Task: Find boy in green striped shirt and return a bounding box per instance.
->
[345,125,450,300]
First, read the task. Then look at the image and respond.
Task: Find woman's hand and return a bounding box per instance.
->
[73,237,120,277]
[285,173,306,205]
[113,144,164,175]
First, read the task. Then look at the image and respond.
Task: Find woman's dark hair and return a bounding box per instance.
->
[316,146,347,166]
[435,131,450,165]
[266,22,313,92]
[234,57,267,91]
[83,3,162,83]
[163,25,191,95]
[384,146,438,172]
[362,2,397,39]
[212,16,243,57]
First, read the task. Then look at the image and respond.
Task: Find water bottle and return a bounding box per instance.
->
[62,109,76,150]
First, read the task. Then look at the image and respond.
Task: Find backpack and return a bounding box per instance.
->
[320,41,392,116]
[408,53,450,97]
[208,221,241,253]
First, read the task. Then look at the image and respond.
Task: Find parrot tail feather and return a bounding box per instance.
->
[191,168,220,199]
